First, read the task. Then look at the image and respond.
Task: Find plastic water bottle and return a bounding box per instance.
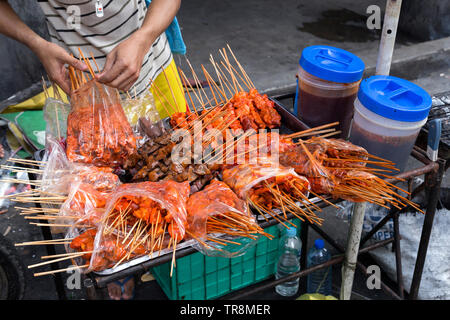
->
[275,227,302,296]
[306,239,332,295]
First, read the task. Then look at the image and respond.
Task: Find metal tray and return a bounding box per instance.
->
[92,98,310,277]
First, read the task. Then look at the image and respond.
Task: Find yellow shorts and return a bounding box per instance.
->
[150,58,187,119]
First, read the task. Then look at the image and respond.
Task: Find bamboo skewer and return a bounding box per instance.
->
[34,264,89,277]
[162,69,181,112]
[41,250,91,260]
[226,44,256,88]
[284,122,340,139]
[178,67,198,115]
[7,158,46,165]
[318,130,342,139]
[15,238,74,246]
[185,58,210,107]
[28,252,87,269]
[170,235,178,277]
[29,222,86,228]
[179,67,205,110]
[51,82,62,139]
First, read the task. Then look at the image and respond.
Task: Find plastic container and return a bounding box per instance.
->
[295,45,365,139]
[151,218,302,300]
[275,226,302,296]
[349,75,432,172]
[306,239,332,296]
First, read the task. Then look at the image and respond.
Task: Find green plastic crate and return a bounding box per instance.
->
[151,218,302,300]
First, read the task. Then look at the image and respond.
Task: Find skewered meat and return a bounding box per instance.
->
[186,179,266,242]
[70,228,148,272]
[123,131,221,194]
[168,89,281,136]
[66,81,137,167]
[72,165,121,192]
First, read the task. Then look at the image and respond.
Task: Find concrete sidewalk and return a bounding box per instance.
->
[176,0,449,96]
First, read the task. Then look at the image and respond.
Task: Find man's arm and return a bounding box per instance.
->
[97,0,181,92]
[0,1,86,94]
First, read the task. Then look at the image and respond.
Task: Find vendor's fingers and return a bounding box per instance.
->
[99,51,116,78]
[107,69,139,91]
[62,53,88,72]
[96,51,124,83]
[52,67,71,95]
[116,75,139,92]
[53,77,70,95]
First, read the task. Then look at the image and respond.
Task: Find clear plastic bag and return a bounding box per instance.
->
[40,136,72,195]
[123,91,159,127]
[222,159,311,219]
[59,181,107,224]
[65,225,149,273]
[222,160,309,200]
[71,164,121,193]
[40,137,121,195]
[66,80,137,167]
[65,226,97,271]
[305,137,369,168]
[89,226,149,272]
[186,179,262,257]
[307,136,368,160]
[279,143,335,195]
[83,180,190,272]
[43,97,70,146]
[103,180,189,237]
[122,91,165,146]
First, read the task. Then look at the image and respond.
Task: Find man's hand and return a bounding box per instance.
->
[0,1,88,95]
[97,31,153,92]
[34,39,88,95]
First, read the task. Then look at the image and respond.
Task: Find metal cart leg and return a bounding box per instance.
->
[299,222,309,292]
[409,159,445,299]
[84,277,99,300]
[392,211,405,298]
[340,202,367,300]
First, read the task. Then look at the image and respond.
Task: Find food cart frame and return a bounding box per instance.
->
[76,96,445,300]
[20,0,447,301]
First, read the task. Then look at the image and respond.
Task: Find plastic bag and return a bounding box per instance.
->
[66,80,137,167]
[222,160,309,200]
[40,136,72,195]
[65,226,97,268]
[279,143,335,195]
[90,227,149,272]
[40,137,121,195]
[122,91,166,146]
[306,136,368,162]
[222,160,313,226]
[85,180,190,272]
[43,97,70,146]
[59,181,107,224]
[186,179,263,257]
[101,180,189,238]
[123,91,159,127]
[71,164,121,193]
[230,89,281,130]
[65,225,148,273]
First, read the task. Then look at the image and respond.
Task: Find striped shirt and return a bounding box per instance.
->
[37,0,173,97]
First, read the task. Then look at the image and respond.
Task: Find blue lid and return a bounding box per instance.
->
[299,45,365,83]
[358,75,432,122]
[314,239,324,249]
[286,227,297,237]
